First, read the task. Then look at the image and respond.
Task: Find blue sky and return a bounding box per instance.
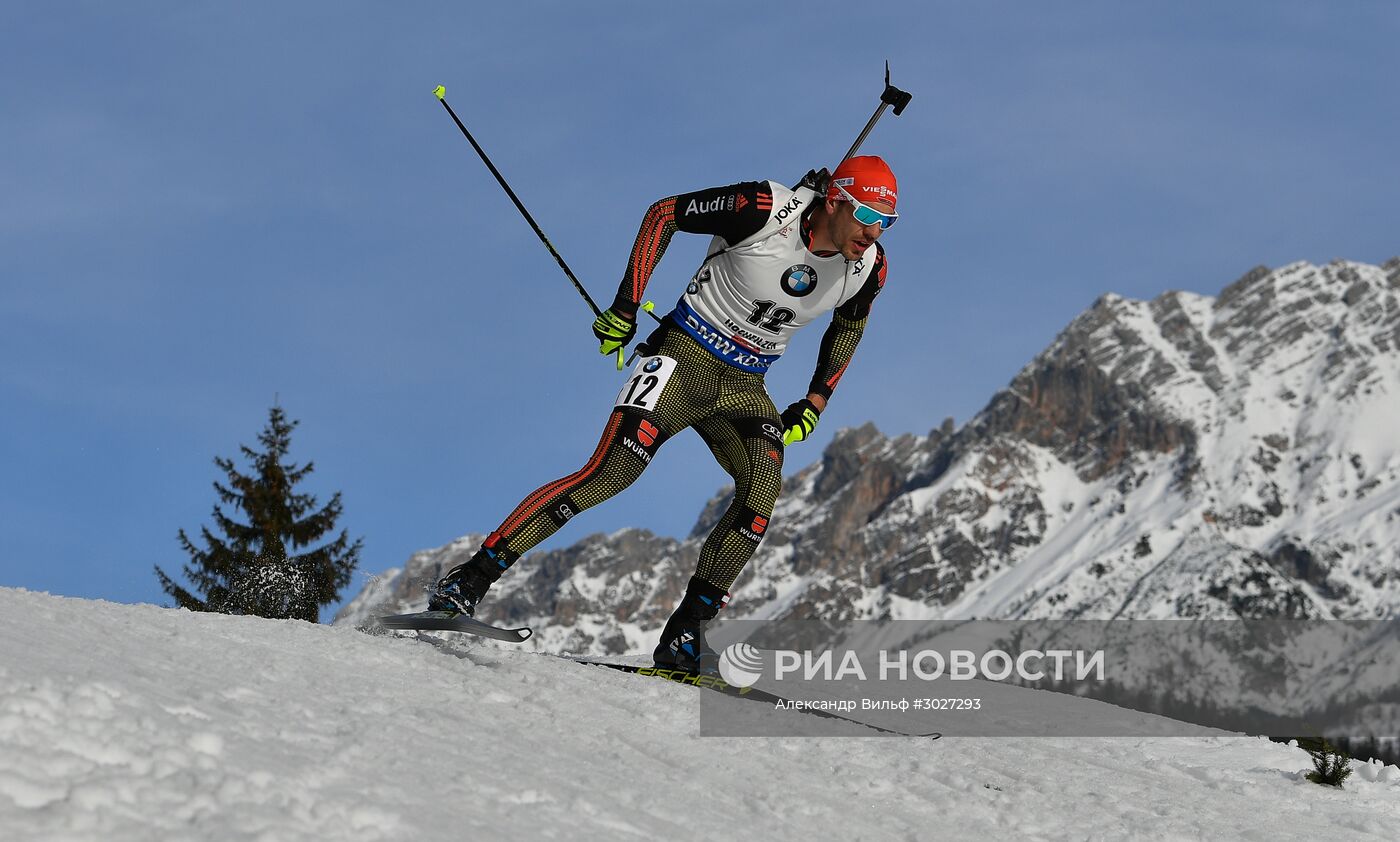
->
[3,2,1397,618]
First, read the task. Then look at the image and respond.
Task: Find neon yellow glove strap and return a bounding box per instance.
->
[781,406,820,445]
[593,309,633,370]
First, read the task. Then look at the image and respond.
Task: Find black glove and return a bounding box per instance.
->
[780,398,821,445]
[795,167,831,196]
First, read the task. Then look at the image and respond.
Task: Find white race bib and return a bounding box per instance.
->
[613,355,678,412]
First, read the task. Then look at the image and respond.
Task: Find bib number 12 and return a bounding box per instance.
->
[747,300,795,332]
[614,355,678,412]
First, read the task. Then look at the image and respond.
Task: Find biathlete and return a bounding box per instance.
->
[430,156,900,674]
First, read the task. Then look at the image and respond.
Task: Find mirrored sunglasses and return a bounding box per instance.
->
[833,182,898,230]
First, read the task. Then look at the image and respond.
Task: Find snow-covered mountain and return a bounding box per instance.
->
[340,258,1400,649]
[5,587,1399,840]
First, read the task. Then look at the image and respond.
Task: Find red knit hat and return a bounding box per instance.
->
[827,155,898,209]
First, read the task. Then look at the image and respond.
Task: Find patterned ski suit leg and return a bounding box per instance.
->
[484,328,754,566]
[482,407,654,561]
[691,377,785,592]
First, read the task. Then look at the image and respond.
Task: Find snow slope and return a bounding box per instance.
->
[2,588,1397,841]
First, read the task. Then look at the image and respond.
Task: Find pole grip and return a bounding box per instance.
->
[841,63,914,162]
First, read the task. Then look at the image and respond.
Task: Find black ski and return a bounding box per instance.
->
[368,623,936,737]
[378,611,533,643]
[568,658,941,739]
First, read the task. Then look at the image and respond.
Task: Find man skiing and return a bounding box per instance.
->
[430,156,899,674]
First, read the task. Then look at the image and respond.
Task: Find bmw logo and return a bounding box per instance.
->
[780,264,818,297]
[643,357,663,373]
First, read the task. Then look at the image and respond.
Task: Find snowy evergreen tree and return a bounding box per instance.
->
[155,405,362,622]
[1304,738,1353,788]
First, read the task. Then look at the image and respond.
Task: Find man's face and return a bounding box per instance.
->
[825,197,892,261]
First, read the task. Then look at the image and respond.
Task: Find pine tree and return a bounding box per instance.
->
[1304,738,1354,788]
[155,405,363,622]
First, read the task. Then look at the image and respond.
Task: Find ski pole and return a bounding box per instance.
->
[433,86,662,369]
[841,61,913,163]
[434,85,607,318]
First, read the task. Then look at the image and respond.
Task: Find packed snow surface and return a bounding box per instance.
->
[2,588,1397,841]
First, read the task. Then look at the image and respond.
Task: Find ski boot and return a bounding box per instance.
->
[652,576,730,675]
[427,550,502,616]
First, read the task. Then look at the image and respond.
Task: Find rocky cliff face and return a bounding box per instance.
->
[338,258,1400,651]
